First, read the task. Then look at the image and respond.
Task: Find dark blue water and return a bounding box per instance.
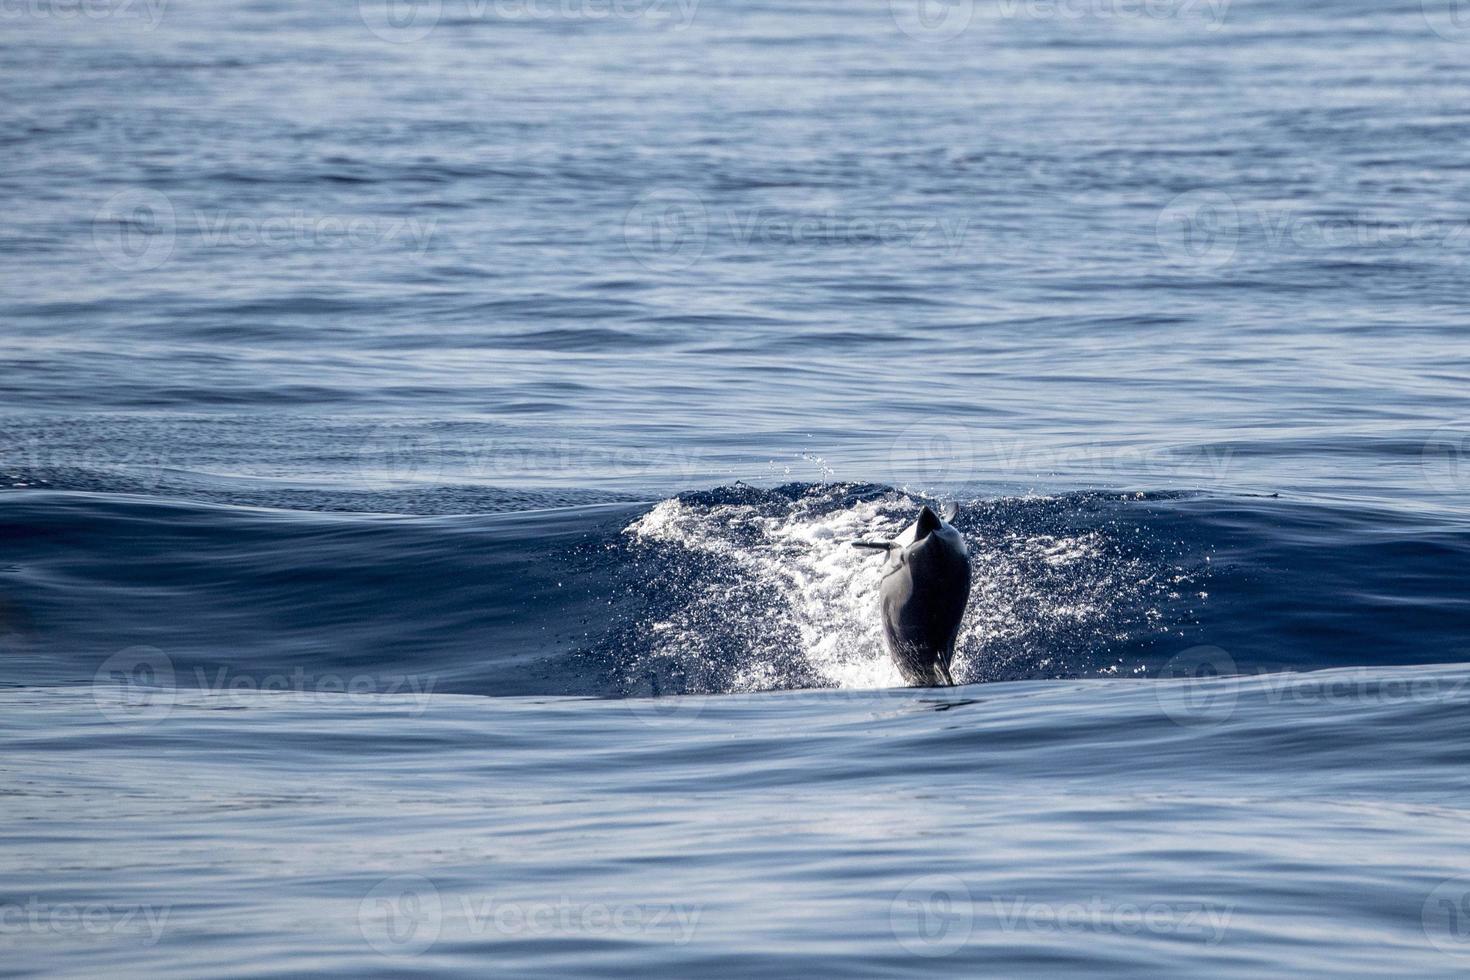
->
[5,0,1470,976]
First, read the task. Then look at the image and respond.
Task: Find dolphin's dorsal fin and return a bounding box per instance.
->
[914,505,942,537]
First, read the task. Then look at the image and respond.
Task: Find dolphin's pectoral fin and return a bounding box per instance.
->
[851,540,895,552]
[939,501,960,523]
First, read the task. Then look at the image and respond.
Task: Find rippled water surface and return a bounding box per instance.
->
[4,0,1470,976]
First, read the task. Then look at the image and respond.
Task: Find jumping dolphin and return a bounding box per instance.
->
[852,504,971,687]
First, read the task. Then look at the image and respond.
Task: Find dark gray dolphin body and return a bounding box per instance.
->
[853,504,971,687]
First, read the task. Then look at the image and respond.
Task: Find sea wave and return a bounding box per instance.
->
[4,481,1465,699]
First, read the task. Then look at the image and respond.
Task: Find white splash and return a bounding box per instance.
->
[621,487,1181,693]
[626,492,910,689]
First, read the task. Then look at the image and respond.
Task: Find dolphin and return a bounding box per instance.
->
[852,504,971,687]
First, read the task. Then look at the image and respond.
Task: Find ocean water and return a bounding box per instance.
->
[4,0,1470,976]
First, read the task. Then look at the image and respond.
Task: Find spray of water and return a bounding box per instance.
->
[607,484,1197,695]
